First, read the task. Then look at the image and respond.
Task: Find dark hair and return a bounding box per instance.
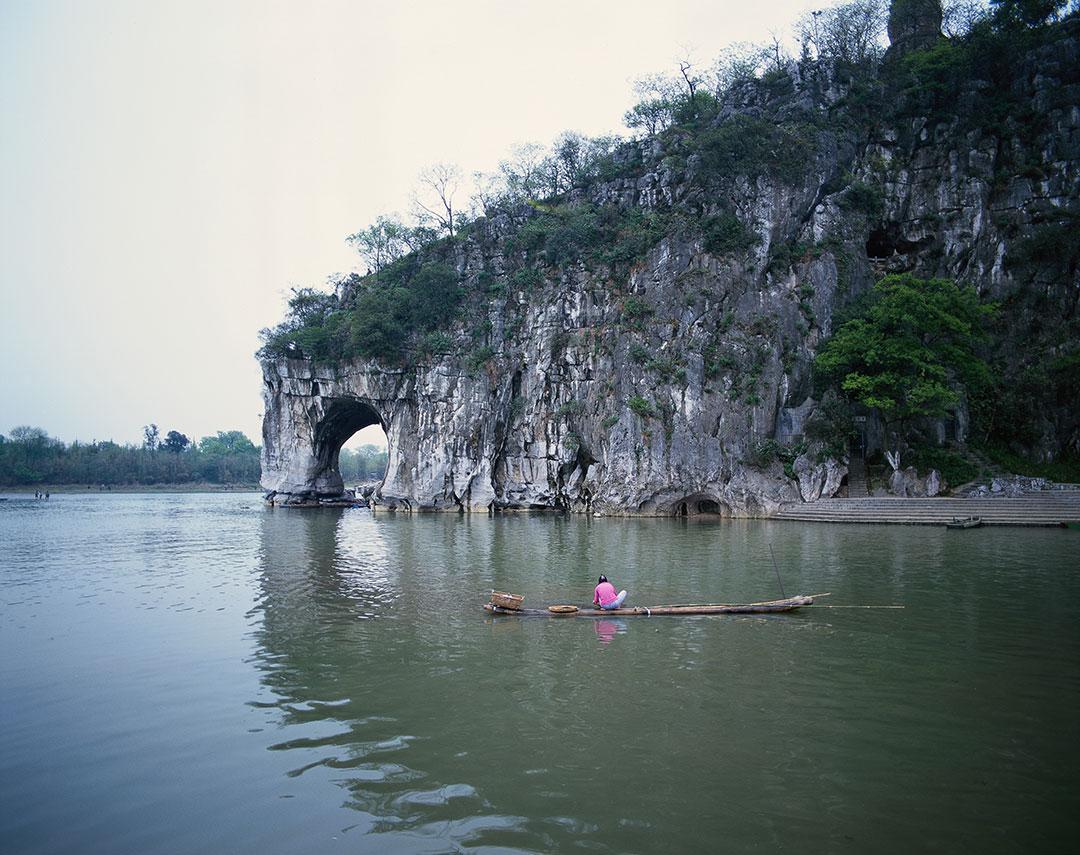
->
[598,575,608,584]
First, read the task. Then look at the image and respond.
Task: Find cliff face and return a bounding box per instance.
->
[260,20,1079,512]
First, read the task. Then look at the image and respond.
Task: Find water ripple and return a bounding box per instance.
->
[2,496,1079,854]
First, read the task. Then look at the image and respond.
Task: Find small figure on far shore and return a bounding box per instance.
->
[593,574,627,610]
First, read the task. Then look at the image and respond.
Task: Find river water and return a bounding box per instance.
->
[1,492,1077,853]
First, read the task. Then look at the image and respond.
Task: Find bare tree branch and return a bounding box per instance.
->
[412,162,461,238]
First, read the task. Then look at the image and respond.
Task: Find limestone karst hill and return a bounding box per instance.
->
[259,6,1079,513]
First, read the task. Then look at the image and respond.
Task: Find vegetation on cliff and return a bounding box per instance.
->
[815,274,996,432]
[258,0,1079,479]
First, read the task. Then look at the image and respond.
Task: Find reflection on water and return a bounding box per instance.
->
[593,619,626,645]
[1,494,1078,854]
[245,507,1080,854]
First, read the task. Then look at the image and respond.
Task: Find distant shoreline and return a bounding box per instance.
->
[1,484,261,494]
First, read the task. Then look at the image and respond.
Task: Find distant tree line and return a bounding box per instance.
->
[338,445,388,483]
[0,425,262,487]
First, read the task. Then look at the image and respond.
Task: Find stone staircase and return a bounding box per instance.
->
[846,457,869,497]
[773,493,1080,526]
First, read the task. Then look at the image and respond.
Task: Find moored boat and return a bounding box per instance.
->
[945,516,982,529]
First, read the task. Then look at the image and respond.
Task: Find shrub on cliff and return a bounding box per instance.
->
[257,288,349,364]
[259,262,462,364]
[693,116,816,185]
[507,203,677,273]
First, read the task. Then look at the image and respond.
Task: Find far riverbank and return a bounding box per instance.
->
[1,483,260,494]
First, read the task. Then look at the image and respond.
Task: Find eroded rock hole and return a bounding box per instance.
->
[313,399,388,494]
[866,226,922,259]
[673,495,726,517]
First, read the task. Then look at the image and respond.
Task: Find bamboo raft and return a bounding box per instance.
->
[484,594,819,617]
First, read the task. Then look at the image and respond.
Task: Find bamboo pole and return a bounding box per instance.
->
[804,604,905,609]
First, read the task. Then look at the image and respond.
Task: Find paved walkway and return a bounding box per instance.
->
[773,493,1080,526]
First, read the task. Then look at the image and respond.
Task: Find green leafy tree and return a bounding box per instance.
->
[346,216,409,280]
[162,431,191,453]
[10,425,50,444]
[198,431,257,455]
[339,444,389,482]
[814,274,995,439]
[623,72,680,136]
[258,287,342,361]
[990,0,1068,26]
[0,427,261,486]
[143,424,160,451]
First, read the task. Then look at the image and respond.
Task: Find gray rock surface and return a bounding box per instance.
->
[888,466,946,498]
[967,475,1051,497]
[794,454,848,503]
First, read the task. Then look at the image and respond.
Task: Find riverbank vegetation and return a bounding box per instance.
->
[0,426,261,488]
[0,426,388,488]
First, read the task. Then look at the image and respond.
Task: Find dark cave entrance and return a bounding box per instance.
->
[673,495,728,517]
[866,225,924,259]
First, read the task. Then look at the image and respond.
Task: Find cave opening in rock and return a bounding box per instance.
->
[866,225,922,259]
[671,494,728,517]
[314,399,388,494]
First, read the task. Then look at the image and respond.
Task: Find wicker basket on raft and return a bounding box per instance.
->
[489,591,525,610]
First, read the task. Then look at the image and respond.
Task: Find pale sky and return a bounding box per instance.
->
[1,0,816,450]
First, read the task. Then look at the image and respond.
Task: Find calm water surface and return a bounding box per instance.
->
[1,493,1077,853]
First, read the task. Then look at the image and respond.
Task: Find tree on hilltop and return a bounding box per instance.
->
[412,162,461,239]
[346,216,410,281]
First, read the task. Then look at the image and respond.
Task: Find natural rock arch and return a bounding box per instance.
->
[312,399,385,492]
[262,393,386,502]
[260,360,401,505]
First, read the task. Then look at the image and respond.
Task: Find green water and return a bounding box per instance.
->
[1,493,1077,853]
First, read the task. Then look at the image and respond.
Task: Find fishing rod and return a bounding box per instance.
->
[768,543,786,599]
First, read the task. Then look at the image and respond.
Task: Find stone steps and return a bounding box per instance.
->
[846,457,868,497]
[773,495,1080,526]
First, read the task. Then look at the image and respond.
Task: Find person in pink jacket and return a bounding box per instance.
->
[593,575,627,610]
